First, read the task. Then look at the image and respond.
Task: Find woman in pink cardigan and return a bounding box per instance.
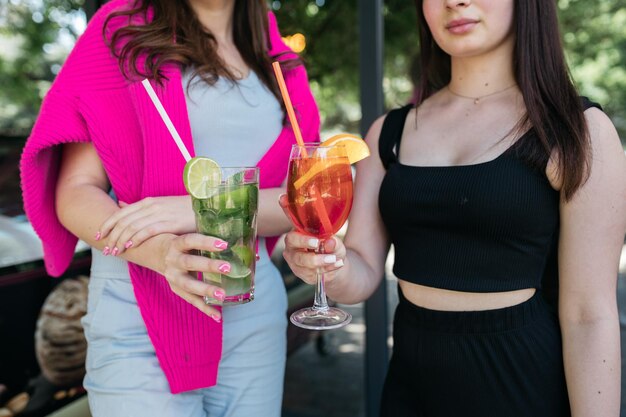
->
[20,0,319,415]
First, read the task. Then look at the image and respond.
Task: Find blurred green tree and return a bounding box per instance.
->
[0,0,85,135]
[274,0,626,141]
[0,0,624,142]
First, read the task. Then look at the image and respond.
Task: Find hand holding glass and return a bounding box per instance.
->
[283,144,353,330]
[190,166,259,305]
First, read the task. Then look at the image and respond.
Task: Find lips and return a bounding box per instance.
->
[445,18,479,34]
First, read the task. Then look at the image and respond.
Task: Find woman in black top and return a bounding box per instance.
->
[282,0,626,416]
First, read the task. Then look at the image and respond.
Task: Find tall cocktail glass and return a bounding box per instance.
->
[191,167,259,305]
[284,144,353,330]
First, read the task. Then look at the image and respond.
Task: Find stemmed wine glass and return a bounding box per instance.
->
[282,143,353,330]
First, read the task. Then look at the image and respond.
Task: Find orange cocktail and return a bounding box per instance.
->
[285,151,353,240]
[284,143,354,330]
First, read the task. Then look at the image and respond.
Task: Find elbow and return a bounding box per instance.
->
[55,182,77,230]
[559,300,619,327]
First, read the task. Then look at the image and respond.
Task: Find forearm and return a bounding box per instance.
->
[258,187,291,236]
[56,183,171,274]
[324,247,383,305]
[561,317,621,417]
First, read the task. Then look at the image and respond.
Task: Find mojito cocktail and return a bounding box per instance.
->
[185,160,258,305]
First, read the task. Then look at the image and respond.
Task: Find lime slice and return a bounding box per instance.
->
[183,157,221,199]
[225,259,251,279]
[232,244,254,266]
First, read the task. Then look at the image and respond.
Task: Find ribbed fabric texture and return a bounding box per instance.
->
[381,288,570,417]
[378,104,561,292]
[20,0,319,393]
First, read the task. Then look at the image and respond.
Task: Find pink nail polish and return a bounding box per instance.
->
[218,263,231,274]
[124,241,133,249]
[214,240,228,249]
[111,247,119,256]
[210,313,221,323]
[94,231,101,241]
[214,290,225,301]
[102,246,110,256]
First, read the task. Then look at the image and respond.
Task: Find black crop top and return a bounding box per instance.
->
[378,98,600,292]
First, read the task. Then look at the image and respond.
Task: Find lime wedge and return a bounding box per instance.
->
[232,244,254,266]
[183,157,221,199]
[225,259,251,279]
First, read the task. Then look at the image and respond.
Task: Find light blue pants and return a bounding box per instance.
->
[82,245,288,417]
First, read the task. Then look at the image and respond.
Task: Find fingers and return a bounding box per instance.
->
[284,230,321,251]
[278,193,289,210]
[103,210,153,255]
[168,280,223,322]
[288,250,344,271]
[162,237,230,277]
[161,239,234,321]
[98,199,149,240]
[119,221,172,252]
[171,233,229,253]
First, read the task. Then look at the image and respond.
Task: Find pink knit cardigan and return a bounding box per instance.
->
[20,0,319,393]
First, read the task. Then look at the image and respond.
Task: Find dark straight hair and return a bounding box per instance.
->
[413,0,590,201]
[103,0,296,114]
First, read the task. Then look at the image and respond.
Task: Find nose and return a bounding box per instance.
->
[445,0,471,8]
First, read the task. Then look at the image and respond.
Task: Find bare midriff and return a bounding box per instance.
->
[398,280,536,311]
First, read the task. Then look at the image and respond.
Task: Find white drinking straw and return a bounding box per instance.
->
[141,79,192,162]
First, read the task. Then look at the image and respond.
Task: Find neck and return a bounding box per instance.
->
[187,0,235,43]
[448,38,516,98]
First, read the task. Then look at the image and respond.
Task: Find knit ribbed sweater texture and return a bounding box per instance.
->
[20,0,320,393]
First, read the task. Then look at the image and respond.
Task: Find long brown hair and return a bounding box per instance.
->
[103,0,292,111]
[413,0,590,200]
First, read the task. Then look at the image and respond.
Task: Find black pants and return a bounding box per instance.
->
[380,289,570,417]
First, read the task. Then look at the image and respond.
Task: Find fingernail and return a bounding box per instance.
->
[255,253,260,261]
[111,247,119,256]
[94,231,101,241]
[214,290,225,301]
[214,240,228,249]
[102,246,110,256]
[334,259,344,267]
[218,263,231,273]
[323,255,337,264]
[210,313,221,323]
[308,238,319,248]
[124,241,133,249]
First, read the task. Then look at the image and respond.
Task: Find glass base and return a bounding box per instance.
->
[204,292,254,306]
[290,307,352,330]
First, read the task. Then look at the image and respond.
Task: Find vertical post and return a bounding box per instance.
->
[358,1,387,417]
[84,0,107,20]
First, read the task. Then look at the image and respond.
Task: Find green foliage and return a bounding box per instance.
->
[558,0,626,138]
[275,0,626,142]
[0,0,624,143]
[0,0,84,134]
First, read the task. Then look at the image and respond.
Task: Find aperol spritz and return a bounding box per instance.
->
[284,143,353,330]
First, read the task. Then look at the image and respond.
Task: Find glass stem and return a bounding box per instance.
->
[313,239,329,312]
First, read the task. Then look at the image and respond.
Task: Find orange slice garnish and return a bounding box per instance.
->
[293,133,367,190]
[321,133,370,164]
[293,157,347,189]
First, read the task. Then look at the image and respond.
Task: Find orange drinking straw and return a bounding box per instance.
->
[310,184,334,236]
[272,61,305,148]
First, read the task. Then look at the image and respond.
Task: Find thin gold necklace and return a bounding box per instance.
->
[447,83,518,105]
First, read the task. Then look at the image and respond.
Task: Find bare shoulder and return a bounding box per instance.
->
[583,107,625,181]
[546,107,625,190]
[584,106,621,147]
[363,115,387,149]
[360,114,388,172]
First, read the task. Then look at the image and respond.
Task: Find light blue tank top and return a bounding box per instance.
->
[182,69,284,166]
[91,70,284,278]
[182,69,284,264]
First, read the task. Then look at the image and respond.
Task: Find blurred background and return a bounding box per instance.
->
[0,1,624,416]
